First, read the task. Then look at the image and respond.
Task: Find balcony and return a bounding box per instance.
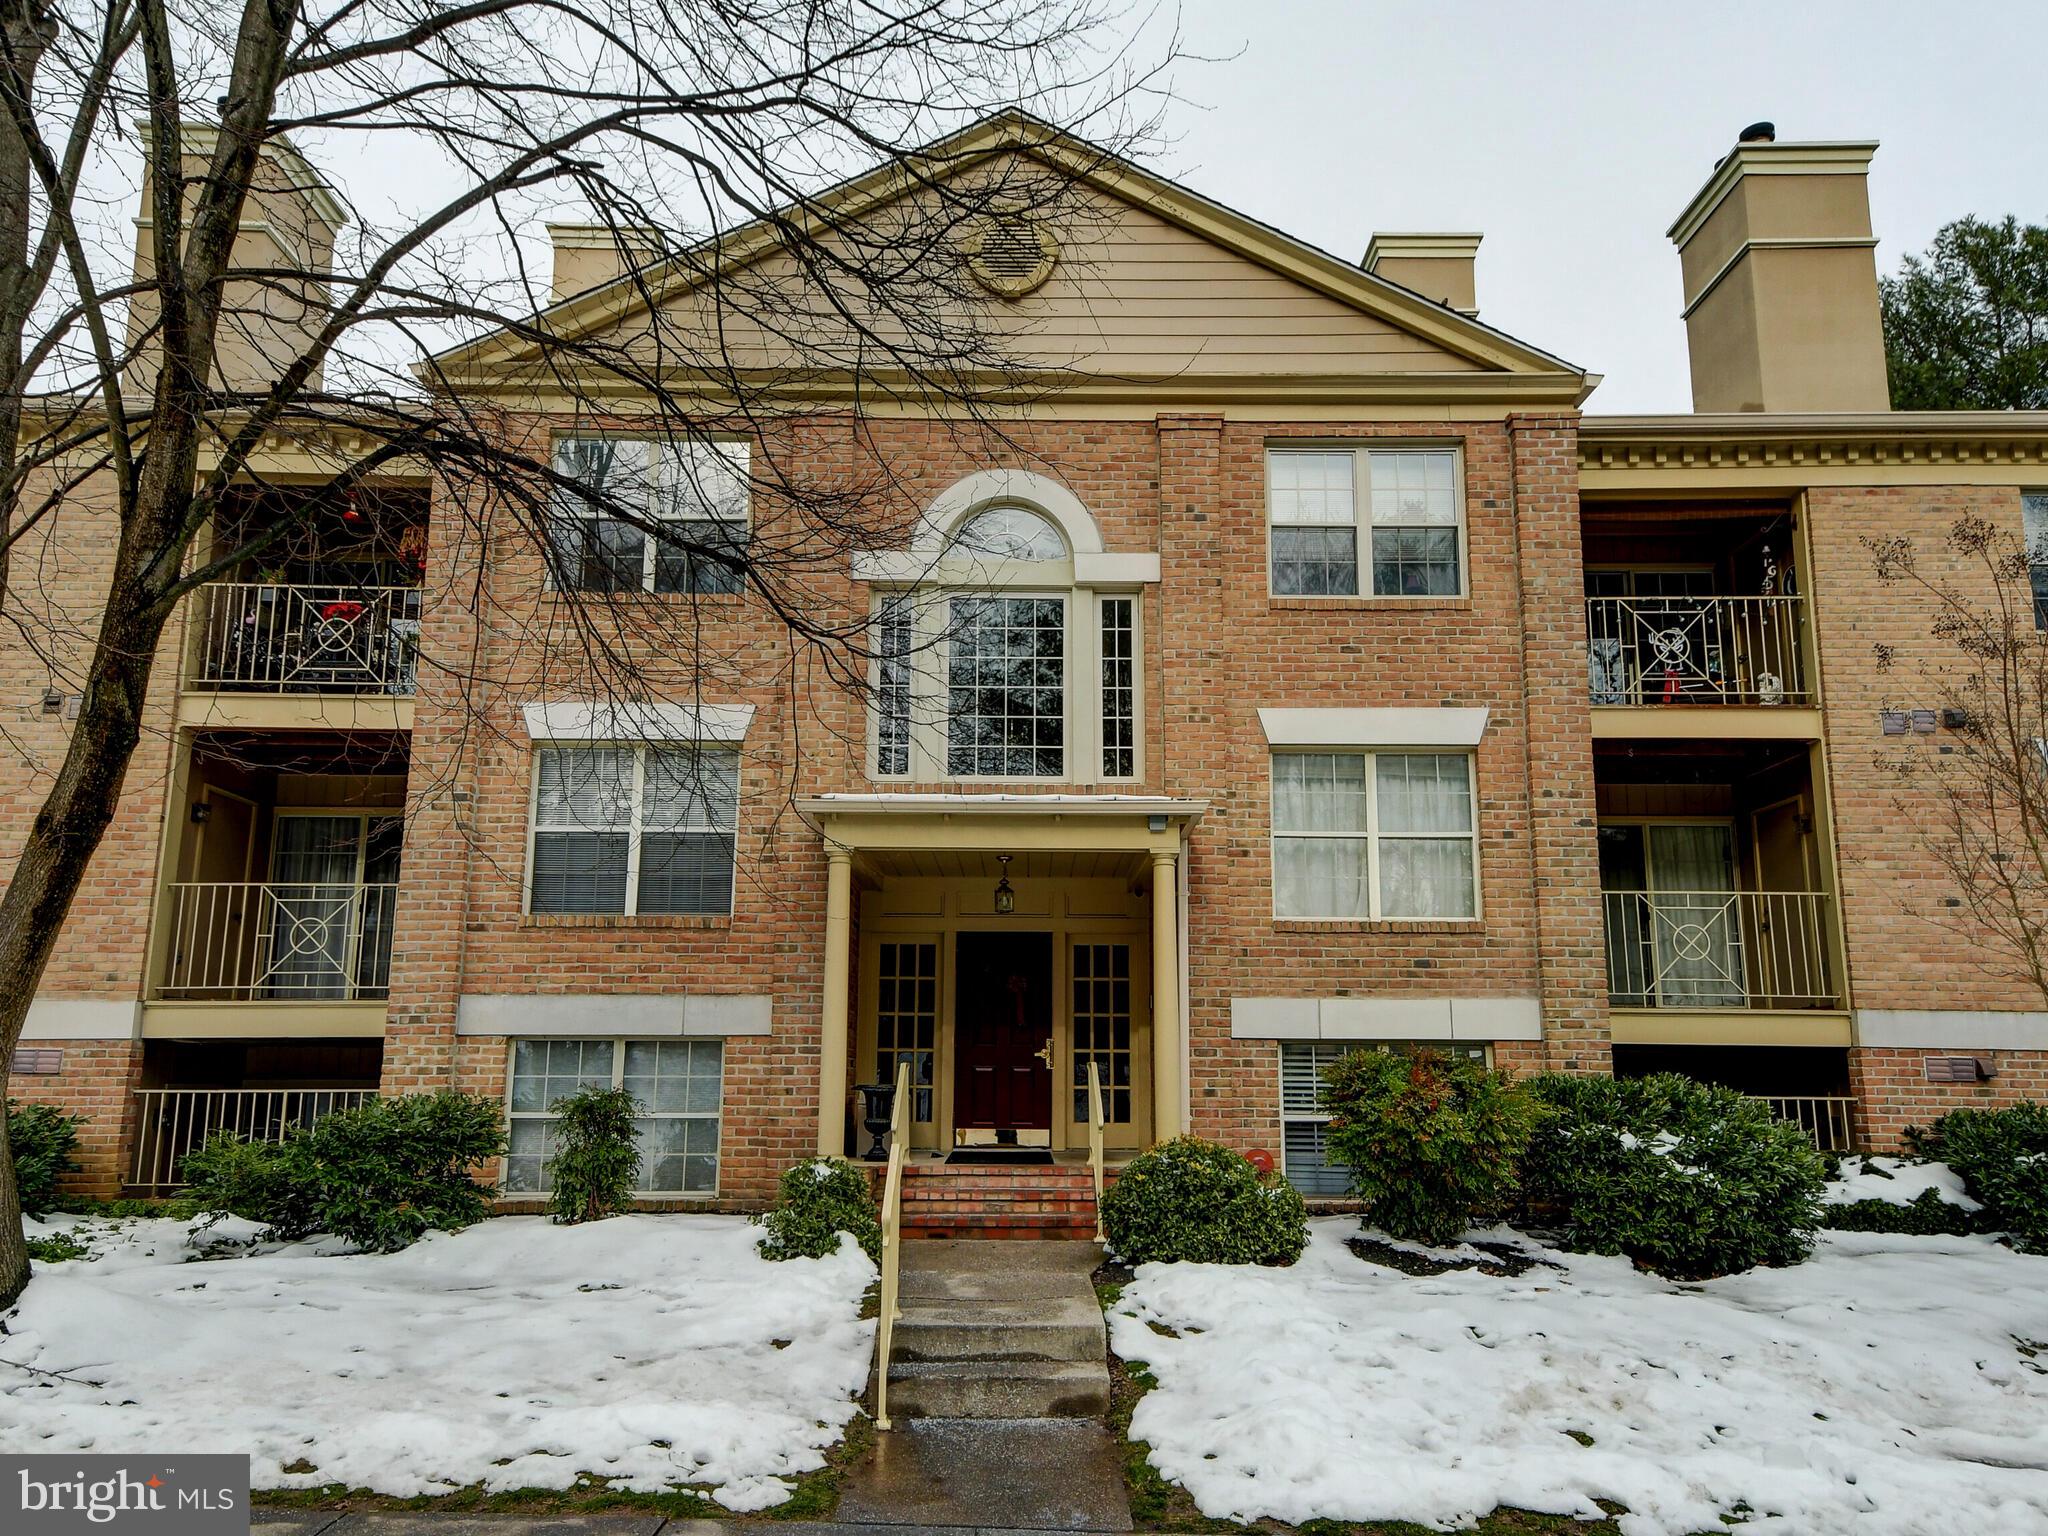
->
[188,581,419,696]
[129,1086,375,1192]
[1586,594,1809,708]
[1602,889,1838,1010]
[156,881,399,1002]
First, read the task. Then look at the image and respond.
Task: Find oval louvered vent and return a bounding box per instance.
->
[967,215,1056,298]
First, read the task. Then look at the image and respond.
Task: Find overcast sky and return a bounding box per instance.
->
[1146,0,2048,411]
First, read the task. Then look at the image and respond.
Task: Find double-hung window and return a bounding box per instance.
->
[1280,1041,1486,1195]
[1268,446,1463,596]
[549,437,749,595]
[528,744,738,916]
[505,1038,722,1195]
[2026,491,2048,630]
[1272,751,1478,919]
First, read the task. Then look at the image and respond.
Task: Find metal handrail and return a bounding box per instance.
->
[873,1059,912,1432]
[1760,1095,1857,1153]
[1086,1059,1106,1244]
[1585,594,1808,707]
[129,1086,376,1191]
[157,881,400,1001]
[189,581,420,695]
[1602,888,1837,1009]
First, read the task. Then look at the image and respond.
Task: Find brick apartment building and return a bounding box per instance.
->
[8,117,2047,1208]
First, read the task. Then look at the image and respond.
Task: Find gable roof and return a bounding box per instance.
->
[431,110,1591,403]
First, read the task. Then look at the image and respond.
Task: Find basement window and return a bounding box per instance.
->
[505,1038,722,1195]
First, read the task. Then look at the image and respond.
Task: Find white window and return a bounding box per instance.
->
[527,745,737,915]
[870,588,1139,783]
[504,1038,722,1195]
[549,437,749,595]
[1268,447,1463,597]
[1280,1040,1485,1196]
[1271,751,1478,919]
[2026,491,2048,630]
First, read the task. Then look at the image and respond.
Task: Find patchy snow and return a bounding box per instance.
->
[2,1213,873,1511]
[1111,1218,2048,1536]
[1825,1155,1981,1212]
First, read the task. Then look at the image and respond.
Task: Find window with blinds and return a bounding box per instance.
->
[1279,1039,1489,1196]
[527,744,737,916]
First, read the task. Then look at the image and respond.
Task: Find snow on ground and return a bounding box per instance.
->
[1,1213,874,1511]
[1111,1218,2048,1536]
[1824,1154,1981,1211]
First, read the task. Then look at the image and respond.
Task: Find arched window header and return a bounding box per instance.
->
[911,469,1104,557]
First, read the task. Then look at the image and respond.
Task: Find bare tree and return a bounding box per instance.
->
[1869,515,2048,1006]
[0,0,1173,1301]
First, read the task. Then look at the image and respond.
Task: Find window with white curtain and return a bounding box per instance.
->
[1280,1040,1487,1195]
[1271,751,1478,919]
[504,1038,722,1195]
[527,745,737,915]
[548,437,749,595]
[1268,446,1464,597]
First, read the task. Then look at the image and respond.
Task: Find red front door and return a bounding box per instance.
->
[954,931,1053,1134]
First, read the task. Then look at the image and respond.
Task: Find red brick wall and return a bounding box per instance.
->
[6,1041,145,1200]
[1852,1048,2048,1149]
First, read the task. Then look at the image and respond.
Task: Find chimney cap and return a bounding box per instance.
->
[1738,120,1777,144]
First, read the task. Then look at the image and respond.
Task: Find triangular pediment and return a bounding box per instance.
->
[436,114,1585,404]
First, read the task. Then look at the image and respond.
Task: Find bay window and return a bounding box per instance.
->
[1272,750,1478,919]
[527,744,737,916]
[1268,446,1464,597]
[549,437,749,595]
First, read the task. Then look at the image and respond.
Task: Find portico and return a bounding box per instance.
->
[801,795,1203,1158]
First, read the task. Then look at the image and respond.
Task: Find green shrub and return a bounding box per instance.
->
[1522,1073,1825,1279]
[1910,1103,2048,1252]
[1823,1188,1978,1237]
[24,1230,92,1263]
[754,1157,880,1262]
[180,1133,320,1240]
[1099,1136,1308,1266]
[298,1091,504,1252]
[544,1086,642,1223]
[1321,1048,1544,1247]
[8,1100,84,1216]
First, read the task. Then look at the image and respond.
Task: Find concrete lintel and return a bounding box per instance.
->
[1856,1008,2048,1051]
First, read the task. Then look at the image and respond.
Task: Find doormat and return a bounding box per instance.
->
[945,1148,1055,1166]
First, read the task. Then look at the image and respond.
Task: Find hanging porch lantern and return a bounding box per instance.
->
[993,853,1016,915]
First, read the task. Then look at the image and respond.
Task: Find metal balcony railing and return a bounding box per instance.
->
[1586,595,1809,707]
[157,881,400,1001]
[189,582,420,694]
[129,1087,376,1192]
[1758,1095,1858,1153]
[1602,889,1838,1009]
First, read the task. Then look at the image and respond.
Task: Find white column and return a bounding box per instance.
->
[1150,850,1182,1140]
[817,846,853,1157]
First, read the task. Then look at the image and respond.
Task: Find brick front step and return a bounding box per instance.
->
[890,1162,1108,1240]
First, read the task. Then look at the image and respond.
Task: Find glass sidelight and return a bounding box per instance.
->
[876,940,937,1122]
[1071,941,1133,1124]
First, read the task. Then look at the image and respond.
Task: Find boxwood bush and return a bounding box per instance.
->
[1099,1136,1307,1266]
[7,1100,84,1217]
[1522,1073,1824,1279]
[1909,1102,2048,1252]
[754,1157,881,1262]
[1322,1048,1544,1247]
[183,1090,503,1252]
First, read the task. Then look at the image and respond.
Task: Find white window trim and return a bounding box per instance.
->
[1265,443,1469,600]
[521,741,740,918]
[522,700,755,743]
[548,435,751,595]
[1269,749,1482,921]
[867,587,1141,785]
[503,1037,723,1198]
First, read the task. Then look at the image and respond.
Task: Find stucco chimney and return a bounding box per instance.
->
[1667,130,1888,413]
[128,123,348,393]
[1362,232,1482,316]
[547,223,661,302]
